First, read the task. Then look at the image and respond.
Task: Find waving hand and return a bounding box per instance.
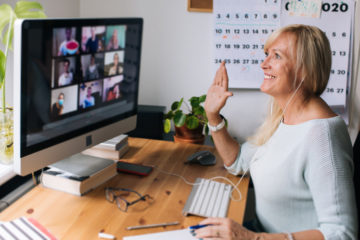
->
[204,61,233,122]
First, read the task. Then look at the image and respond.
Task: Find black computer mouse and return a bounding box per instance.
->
[186,150,216,166]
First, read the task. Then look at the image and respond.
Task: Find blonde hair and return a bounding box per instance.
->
[249,24,332,146]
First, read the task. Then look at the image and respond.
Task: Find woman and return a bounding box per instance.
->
[196,25,358,240]
[106,83,121,101]
[108,53,123,76]
[85,54,99,80]
[52,93,64,118]
[82,86,95,108]
[106,29,120,50]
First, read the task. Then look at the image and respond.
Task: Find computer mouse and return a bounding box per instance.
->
[186,150,216,166]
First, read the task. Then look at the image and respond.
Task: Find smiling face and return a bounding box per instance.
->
[260,33,299,100]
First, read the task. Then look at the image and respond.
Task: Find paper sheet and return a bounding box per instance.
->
[122,229,197,240]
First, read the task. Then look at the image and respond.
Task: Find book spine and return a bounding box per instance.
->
[41,173,82,196]
[115,140,128,151]
[118,145,130,158]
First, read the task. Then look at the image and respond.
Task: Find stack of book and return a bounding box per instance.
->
[41,154,117,196]
[93,134,130,158]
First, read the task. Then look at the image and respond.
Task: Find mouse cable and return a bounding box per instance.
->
[150,165,246,202]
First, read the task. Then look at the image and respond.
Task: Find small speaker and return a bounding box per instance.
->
[127,105,166,140]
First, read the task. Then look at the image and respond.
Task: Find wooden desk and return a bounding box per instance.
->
[0,138,249,239]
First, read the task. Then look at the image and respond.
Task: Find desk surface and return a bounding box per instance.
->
[0,138,249,240]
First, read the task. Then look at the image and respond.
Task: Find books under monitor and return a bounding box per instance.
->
[93,134,128,151]
[92,134,130,159]
[41,154,117,196]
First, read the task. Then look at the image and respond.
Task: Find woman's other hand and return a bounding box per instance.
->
[205,61,233,123]
[194,218,256,240]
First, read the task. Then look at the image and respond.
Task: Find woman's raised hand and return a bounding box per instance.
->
[204,61,233,122]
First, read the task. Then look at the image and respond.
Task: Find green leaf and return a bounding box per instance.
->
[0,1,47,49]
[189,97,200,109]
[0,50,5,87]
[177,98,183,110]
[164,110,174,119]
[15,10,46,19]
[193,105,205,116]
[185,115,199,129]
[173,110,186,127]
[199,94,206,103]
[164,118,171,133]
[2,27,14,49]
[171,101,179,111]
[0,4,14,44]
[14,1,46,18]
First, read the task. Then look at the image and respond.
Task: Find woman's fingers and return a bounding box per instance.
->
[195,218,242,239]
[194,225,224,239]
[225,91,233,98]
[221,62,229,89]
[213,61,228,88]
[205,62,233,116]
[199,217,225,225]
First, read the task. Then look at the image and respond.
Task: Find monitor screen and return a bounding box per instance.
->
[13,18,143,175]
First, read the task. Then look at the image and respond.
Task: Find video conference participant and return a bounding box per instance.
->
[58,59,73,86]
[108,53,123,76]
[106,83,121,101]
[51,92,64,118]
[194,25,358,240]
[82,86,95,108]
[106,29,120,50]
[58,27,79,56]
[85,54,100,80]
[85,27,99,53]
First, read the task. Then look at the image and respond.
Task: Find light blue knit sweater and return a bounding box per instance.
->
[226,116,358,240]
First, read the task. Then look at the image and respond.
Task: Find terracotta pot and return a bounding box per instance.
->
[174,124,205,145]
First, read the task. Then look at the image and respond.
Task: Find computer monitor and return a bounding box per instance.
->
[13,18,143,176]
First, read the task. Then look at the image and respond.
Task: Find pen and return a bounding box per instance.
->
[189,224,212,230]
[126,221,179,230]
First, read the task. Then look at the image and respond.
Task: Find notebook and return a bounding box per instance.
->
[123,229,197,240]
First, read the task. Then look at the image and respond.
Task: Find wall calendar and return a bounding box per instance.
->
[213,0,355,109]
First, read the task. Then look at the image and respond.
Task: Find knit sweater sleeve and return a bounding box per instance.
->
[305,119,358,240]
[225,141,258,175]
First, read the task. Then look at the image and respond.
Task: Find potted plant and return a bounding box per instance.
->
[163,95,209,144]
[0,1,46,164]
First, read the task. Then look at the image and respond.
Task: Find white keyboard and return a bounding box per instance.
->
[182,178,232,218]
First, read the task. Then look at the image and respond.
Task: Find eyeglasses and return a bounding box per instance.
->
[105,187,152,212]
